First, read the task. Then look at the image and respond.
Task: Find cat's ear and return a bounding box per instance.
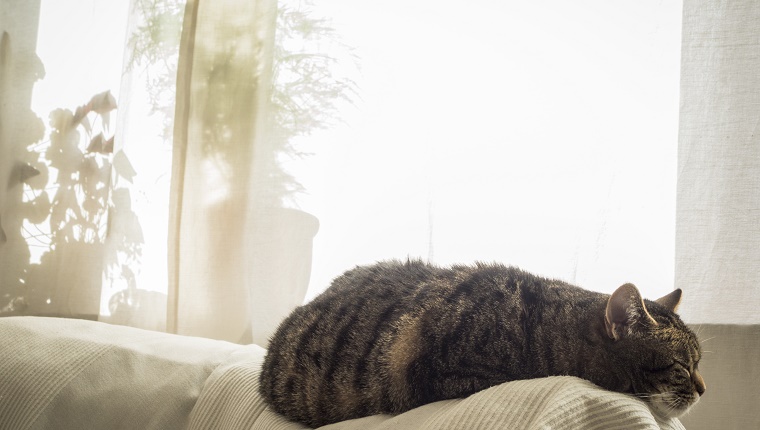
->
[605,283,657,340]
[655,288,682,313]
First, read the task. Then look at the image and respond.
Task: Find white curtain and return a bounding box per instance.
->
[0,0,323,345]
[1,0,133,320]
[168,0,318,345]
[676,0,760,325]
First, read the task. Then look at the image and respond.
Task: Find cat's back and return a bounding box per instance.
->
[320,259,441,299]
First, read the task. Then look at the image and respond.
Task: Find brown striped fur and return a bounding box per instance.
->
[259,260,704,427]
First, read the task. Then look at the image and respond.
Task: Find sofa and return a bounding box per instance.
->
[0,317,685,430]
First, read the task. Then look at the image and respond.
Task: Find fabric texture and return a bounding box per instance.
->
[673,2,760,428]
[676,0,760,325]
[320,377,684,430]
[0,317,241,430]
[0,317,684,430]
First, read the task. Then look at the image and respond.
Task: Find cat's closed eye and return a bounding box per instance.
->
[644,362,676,373]
[671,365,691,381]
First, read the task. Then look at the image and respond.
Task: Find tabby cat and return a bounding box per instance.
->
[259,260,705,427]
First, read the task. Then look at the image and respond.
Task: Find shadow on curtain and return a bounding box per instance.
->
[0,2,45,317]
[0,1,145,323]
[0,0,345,346]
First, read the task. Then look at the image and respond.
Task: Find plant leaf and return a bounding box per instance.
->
[113,150,137,183]
[88,91,118,114]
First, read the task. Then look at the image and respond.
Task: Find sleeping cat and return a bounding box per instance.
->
[259,260,705,427]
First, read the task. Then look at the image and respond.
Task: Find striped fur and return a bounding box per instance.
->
[259,260,704,427]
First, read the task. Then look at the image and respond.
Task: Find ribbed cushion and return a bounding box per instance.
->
[0,317,685,430]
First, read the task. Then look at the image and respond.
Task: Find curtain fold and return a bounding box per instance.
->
[169,0,314,345]
[169,0,267,342]
[167,0,199,337]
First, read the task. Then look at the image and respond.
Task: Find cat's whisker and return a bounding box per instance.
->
[659,392,681,415]
[699,336,715,344]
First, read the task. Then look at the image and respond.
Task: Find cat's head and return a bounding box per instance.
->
[604,283,705,419]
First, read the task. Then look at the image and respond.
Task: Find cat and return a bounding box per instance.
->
[259,260,705,427]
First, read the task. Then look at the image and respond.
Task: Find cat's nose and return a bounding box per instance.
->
[693,370,706,396]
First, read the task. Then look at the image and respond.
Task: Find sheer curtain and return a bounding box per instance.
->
[0,0,321,345]
[0,0,683,339]
[0,0,132,320]
[168,0,318,345]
